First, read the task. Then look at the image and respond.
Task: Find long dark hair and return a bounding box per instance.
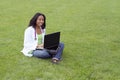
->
[28,12,46,29]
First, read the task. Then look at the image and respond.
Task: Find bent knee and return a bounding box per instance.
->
[59,42,64,48]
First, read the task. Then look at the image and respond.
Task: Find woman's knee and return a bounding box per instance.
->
[59,42,64,49]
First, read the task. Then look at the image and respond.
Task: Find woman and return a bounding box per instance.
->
[21,12,64,64]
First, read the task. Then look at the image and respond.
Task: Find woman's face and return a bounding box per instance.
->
[36,15,44,27]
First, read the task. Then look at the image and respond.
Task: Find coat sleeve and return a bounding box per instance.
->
[23,28,36,50]
[42,29,46,43]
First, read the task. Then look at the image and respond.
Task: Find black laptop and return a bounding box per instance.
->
[44,32,60,50]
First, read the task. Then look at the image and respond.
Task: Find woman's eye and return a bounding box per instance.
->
[39,19,44,21]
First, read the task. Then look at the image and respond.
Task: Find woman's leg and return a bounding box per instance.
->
[32,49,52,58]
[52,42,64,60]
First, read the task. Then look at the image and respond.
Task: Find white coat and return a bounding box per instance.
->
[21,26,46,57]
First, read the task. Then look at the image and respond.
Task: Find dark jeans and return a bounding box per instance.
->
[32,43,64,60]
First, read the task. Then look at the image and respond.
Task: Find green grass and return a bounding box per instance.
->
[0,0,120,80]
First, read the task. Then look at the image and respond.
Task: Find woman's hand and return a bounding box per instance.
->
[36,44,44,49]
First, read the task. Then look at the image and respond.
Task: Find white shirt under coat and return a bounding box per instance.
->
[21,26,46,57]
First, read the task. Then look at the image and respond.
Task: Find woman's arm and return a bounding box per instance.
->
[24,28,36,50]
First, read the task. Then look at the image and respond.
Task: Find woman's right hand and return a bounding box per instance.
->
[36,44,44,49]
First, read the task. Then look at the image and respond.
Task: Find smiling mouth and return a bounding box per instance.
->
[39,23,43,26]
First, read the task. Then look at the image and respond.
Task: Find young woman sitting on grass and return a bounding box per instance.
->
[21,12,64,64]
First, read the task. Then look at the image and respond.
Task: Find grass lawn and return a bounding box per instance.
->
[0,0,120,80]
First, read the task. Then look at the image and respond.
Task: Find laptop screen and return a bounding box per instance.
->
[44,32,60,49]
